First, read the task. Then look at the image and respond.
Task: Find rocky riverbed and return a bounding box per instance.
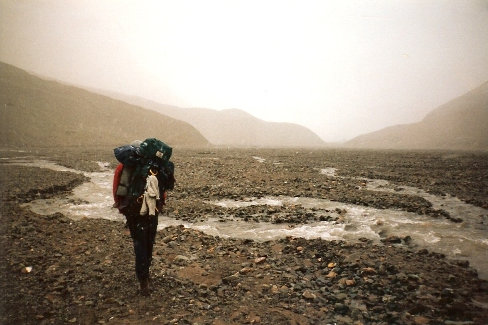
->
[1,148,487,324]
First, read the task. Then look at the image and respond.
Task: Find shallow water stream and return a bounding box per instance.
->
[4,158,488,279]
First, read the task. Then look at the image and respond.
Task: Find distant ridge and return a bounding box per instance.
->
[345,82,488,151]
[97,94,327,148]
[0,62,209,148]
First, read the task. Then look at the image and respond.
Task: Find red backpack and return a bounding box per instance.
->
[112,163,124,208]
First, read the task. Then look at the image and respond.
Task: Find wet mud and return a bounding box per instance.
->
[1,148,487,324]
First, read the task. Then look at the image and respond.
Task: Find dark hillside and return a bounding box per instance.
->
[0,62,209,148]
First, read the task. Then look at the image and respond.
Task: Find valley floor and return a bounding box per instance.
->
[1,148,487,324]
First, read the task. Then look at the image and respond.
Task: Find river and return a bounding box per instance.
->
[4,157,488,280]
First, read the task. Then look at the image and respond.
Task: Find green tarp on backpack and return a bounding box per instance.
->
[139,138,172,162]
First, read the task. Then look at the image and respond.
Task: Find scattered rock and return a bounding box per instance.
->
[413,316,430,325]
[361,267,377,275]
[254,257,266,264]
[21,266,33,274]
[381,236,402,244]
[173,255,190,266]
[302,290,317,300]
[1,150,487,325]
[326,271,337,278]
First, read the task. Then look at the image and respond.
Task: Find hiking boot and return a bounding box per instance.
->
[140,278,150,296]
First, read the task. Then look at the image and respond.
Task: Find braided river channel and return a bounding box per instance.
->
[5,158,488,280]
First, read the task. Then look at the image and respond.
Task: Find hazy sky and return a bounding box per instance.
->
[1,0,488,142]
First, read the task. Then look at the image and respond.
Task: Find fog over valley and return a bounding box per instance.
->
[1,0,487,145]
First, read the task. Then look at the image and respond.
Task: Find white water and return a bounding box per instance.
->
[209,196,488,277]
[6,159,123,222]
[363,179,488,230]
[3,158,488,279]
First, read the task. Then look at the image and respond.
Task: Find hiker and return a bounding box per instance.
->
[113,138,175,295]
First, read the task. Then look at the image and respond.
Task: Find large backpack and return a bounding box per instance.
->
[113,138,174,209]
[113,145,141,167]
[139,138,172,162]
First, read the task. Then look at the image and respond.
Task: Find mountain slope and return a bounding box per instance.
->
[345,82,488,150]
[0,62,208,148]
[102,95,327,148]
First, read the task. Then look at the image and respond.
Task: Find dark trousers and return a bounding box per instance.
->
[129,215,158,281]
[124,202,158,281]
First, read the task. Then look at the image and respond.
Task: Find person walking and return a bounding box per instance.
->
[113,139,175,295]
